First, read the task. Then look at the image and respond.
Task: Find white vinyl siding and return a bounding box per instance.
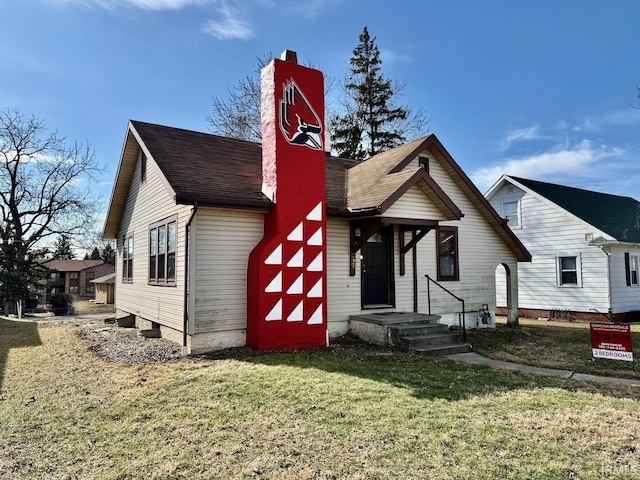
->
[423,148,519,317]
[609,246,640,313]
[115,148,192,331]
[326,218,361,336]
[488,181,611,313]
[384,185,447,220]
[192,208,264,334]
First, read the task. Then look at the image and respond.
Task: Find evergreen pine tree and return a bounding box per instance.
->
[51,235,75,260]
[89,246,101,260]
[332,26,427,160]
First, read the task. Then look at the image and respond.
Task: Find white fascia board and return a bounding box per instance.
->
[127,121,177,201]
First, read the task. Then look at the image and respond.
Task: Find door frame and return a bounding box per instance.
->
[360,225,395,309]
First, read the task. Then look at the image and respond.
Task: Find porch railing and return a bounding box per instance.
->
[425,274,466,343]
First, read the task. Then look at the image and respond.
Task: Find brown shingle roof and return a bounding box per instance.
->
[105,120,530,261]
[44,260,104,272]
[132,121,272,210]
[347,135,462,219]
[131,121,356,216]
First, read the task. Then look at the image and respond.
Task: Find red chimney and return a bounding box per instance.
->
[246,50,328,350]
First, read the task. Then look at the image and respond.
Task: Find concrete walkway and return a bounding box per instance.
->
[447,352,640,387]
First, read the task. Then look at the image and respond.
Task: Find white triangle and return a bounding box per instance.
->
[307,304,323,325]
[307,278,322,298]
[265,299,282,321]
[286,274,304,294]
[307,251,323,272]
[287,300,304,322]
[287,247,304,268]
[265,244,282,265]
[287,222,303,241]
[265,271,282,293]
[307,227,322,246]
[306,202,322,221]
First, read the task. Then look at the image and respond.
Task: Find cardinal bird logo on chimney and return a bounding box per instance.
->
[279,80,323,150]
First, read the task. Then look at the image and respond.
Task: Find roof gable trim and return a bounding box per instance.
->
[378,169,463,220]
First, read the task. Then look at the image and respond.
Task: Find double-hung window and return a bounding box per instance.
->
[149,216,177,286]
[437,227,459,281]
[503,201,519,228]
[122,235,134,283]
[625,253,640,286]
[557,254,581,287]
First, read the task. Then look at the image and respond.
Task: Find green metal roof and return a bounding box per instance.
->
[511,176,640,243]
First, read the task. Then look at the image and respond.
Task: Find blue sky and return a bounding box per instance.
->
[3,0,640,231]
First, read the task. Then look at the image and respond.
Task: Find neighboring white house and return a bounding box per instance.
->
[101,121,530,354]
[486,174,640,322]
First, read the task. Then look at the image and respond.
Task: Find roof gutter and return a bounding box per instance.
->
[182,201,198,355]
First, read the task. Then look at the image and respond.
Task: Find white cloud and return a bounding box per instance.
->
[473,139,624,193]
[202,3,253,40]
[497,125,542,151]
[380,49,412,64]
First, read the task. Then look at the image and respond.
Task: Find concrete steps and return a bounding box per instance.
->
[349,312,472,356]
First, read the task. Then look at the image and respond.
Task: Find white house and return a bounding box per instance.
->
[486,174,640,322]
[101,122,531,353]
[102,54,530,354]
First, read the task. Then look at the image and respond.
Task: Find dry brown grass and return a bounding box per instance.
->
[1,319,639,479]
[470,317,640,379]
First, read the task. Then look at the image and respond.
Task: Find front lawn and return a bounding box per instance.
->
[1,319,639,479]
[468,319,640,379]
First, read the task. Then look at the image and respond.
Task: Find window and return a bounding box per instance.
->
[50,272,64,282]
[86,271,95,280]
[70,272,79,279]
[418,156,429,174]
[141,151,147,183]
[503,201,519,228]
[149,216,177,286]
[437,227,459,281]
[625,253,640,286]
[123,235,134,283]
[86,285,95,294]
[70,286,79,294]
[557,255,581,287]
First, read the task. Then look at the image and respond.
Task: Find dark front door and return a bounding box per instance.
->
[361,228,393,307]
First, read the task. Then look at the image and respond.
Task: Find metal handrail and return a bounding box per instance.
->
[425,274,466,343]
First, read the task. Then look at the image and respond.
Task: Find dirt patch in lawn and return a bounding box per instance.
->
[77,323,182,364]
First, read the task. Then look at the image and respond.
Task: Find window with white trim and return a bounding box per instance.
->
[122,234,134,283]
[503,201,519,228]
[625,253,639,286]
[149,216,177,286]
[557,254,581,287]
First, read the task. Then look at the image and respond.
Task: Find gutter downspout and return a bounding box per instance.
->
[183,202,198,356]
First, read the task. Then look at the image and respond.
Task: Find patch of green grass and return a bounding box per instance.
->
[469,320,640,379]
[0,321,639,479]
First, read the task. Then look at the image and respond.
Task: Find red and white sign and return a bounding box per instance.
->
[590,323,634,362]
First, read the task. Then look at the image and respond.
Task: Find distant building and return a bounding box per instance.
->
[41,260,115,303]
[91,272,116,304]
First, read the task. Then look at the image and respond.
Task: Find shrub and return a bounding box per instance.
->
[49,293,72,316]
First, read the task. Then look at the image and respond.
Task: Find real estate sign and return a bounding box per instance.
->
[590,323,633,362]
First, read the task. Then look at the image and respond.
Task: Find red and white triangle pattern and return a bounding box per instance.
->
[264,201,324,324]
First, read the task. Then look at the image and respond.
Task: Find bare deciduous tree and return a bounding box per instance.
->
[207,53,336,144]
[0,108,102,314]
